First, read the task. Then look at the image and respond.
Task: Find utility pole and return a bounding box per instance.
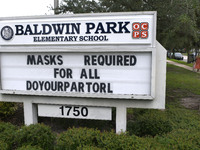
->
[54,0,59,14]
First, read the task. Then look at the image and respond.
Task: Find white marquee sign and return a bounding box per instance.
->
[0,12,166,133]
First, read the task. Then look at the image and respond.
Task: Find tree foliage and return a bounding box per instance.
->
[58,0,101,14]
[57,0,200,54]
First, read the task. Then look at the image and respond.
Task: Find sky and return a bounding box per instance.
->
[0,0,55,17]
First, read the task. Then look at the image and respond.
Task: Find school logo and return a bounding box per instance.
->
[1,26,14,41]
[132,22,148,39]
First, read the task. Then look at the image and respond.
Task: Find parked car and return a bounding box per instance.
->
[174,52,183,60]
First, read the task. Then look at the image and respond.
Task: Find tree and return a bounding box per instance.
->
[57,0,101,14]
[57,0,200,62]
[161,0,199,62]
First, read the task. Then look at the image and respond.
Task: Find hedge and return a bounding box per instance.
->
[0,122,18,149]
[127,109,172,137]
[15,123,56,150]
[0,117,199,150]
[0,102,17,118]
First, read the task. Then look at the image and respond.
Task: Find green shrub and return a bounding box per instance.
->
[137,136,167,150]
[0,141,8,150]
[0,102,17,118]
[56,127,100,150]
[96,131,146,150]
[15,123,56,150]
[0,122,18,149]
[127,110,172,137]
[77,145,102,150]
[95,131,117,149]
[154,129,200,150]
[56,128,147,150]
[17,145,43,150]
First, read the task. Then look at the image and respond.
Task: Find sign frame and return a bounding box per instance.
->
[0,12,166,133]
[0,11,157,100]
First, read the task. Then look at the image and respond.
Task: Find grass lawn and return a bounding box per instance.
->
[166,64,200,96]
[165,64,200,128]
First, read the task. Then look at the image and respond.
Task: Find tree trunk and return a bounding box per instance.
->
[187,51,190,63]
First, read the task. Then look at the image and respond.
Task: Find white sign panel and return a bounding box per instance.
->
[0,52,152,98]
[38,104,112,120]
[0,12,156,46]
[0,12,167,133]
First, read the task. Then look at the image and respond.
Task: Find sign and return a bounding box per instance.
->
[0,12,166,133]
[0,12,156,46]
[38,104,112,120]
[1,52,152,99]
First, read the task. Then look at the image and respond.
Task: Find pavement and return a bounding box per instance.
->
[167,60,200,74]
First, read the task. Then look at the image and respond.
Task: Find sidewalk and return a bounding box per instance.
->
[167,60,200,74]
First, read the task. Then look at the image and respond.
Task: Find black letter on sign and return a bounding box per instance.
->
[80,69,87,79]
[71,23,81,34]
[57,55,63,65]
[15,25,24,35]
[42,24,52,35]
[86,23,95,34]
[84,55,90,66]
[118,22,130,33]
[24,24,33,35]
[106,22,117,33]
[95,22,106,34]
[52,24,65,34]
[130,55,137,66]
[27,55,36,65]
[26,81,32,90]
